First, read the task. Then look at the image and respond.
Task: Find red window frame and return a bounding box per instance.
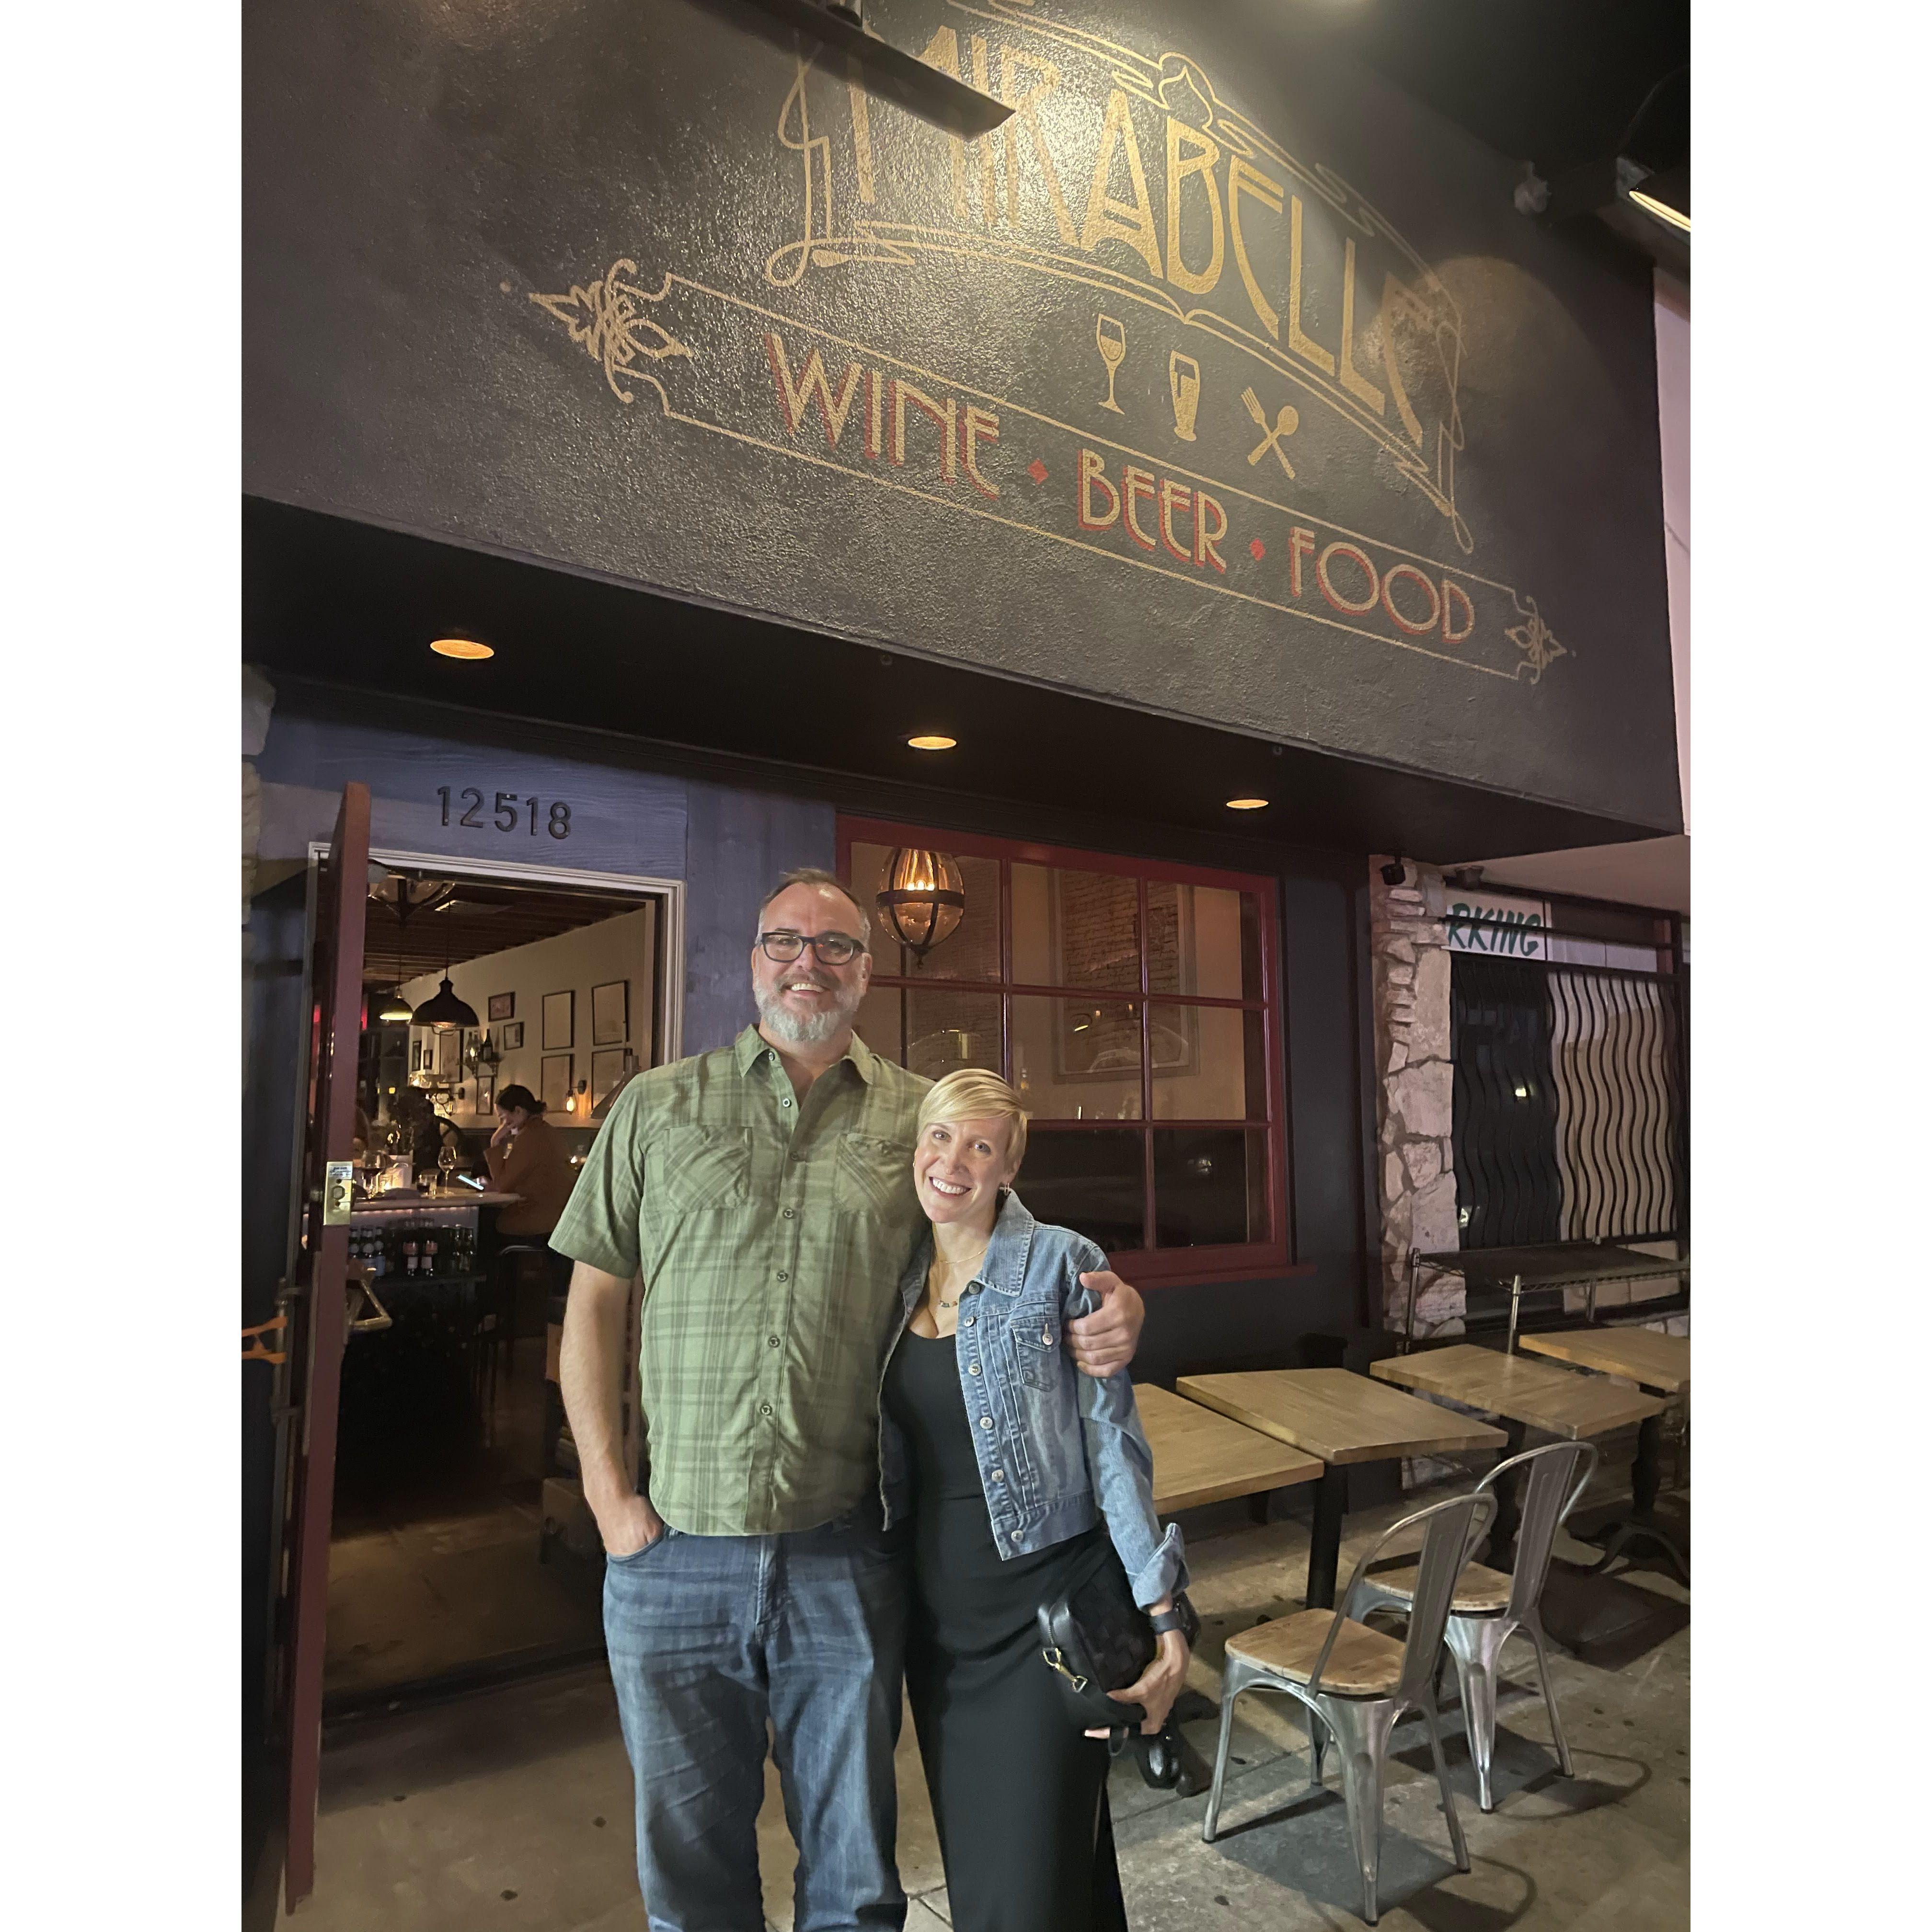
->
[839,816,1293,1285]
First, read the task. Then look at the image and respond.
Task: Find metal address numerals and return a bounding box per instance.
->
[436,787,572,839]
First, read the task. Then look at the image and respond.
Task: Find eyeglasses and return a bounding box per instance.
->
[758,930,864,966]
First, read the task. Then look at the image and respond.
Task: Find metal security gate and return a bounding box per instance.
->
[1451,954,1688,1249]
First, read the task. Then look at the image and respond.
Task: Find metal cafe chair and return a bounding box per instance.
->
[1350,1440,1597,1811]
[1203,1489,1496,1926]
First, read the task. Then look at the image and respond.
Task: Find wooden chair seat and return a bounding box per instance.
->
[1224,1609,1405,1696]
[1362,1558,1514,1614]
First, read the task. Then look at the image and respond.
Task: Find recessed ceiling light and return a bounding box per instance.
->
[430,636,494,660]
[907,734,957,750]
[1225,796,1268,810]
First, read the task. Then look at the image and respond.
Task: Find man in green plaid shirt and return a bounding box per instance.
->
[554,869,1145,1932]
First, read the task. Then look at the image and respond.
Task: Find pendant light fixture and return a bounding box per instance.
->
[410,892,479,1031]
[875,848,966,961]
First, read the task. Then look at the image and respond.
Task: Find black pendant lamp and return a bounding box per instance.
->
[412,974,479,1031]
[876,848,966,960]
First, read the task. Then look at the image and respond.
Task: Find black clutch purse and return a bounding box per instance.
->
[1037,1555,1206,1793]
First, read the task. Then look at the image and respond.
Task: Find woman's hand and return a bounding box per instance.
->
[1068,1272,1145,1377]
[490,1118,515,1150]
[1087,1629,1190,1738]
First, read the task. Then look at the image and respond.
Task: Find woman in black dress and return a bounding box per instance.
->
[879,1070,1191,1932]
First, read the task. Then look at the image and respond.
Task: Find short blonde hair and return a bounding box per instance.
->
[918,1067,1030,1172]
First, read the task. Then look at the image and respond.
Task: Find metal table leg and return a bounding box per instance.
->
[1585,1413,1690,1585]
[1486,1421,1528,1573]
[1631,1413,1662,1516]
[1304,1464,1348,1609]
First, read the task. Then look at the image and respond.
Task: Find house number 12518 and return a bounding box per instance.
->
[436,787,572,839]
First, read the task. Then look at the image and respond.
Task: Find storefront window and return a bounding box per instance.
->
[843,821,1288,1277]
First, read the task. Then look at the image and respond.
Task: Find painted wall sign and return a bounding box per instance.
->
[1445,890,1551,958]
[245,0,1679,833]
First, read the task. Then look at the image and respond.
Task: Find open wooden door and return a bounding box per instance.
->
[276,782,370,1911]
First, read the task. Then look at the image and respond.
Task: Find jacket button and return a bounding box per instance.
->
[978,1416,993,1430]
[963,1315,975,1328]
[990,1469,1005,1482]
[968,1363,982,1376]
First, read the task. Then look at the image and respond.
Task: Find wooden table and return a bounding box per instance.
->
[1373,1345,1667,1569]
[1175,1370,1506,1608]
[1135,1383,1323,1516]
[1518,1327,1689,1394]
[1517,1327,1690,1580]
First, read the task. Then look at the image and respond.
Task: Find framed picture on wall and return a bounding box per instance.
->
[542,989,575,1051]
[475,1073,495,1115]
[502,1021,524,1051]
[410,1039,422,1073]
[592,979,629,1046]
[540,1054,573,1116]
[436,1031,460,1079]
[590,1047,629,1110]
[488,991,515,1022]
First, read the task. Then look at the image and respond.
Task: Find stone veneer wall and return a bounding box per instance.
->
[1368,856,1464,1342]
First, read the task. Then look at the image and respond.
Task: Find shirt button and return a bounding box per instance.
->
[968,1363,982,1376]
[780,1097,793,1108]
[760,1403,774,1418]
[767,1335,780,1347]
[978,1416,993,1430]
[783,1208,795,1219]
[777,1271,789,1282]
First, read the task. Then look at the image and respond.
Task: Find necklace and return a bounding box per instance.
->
[928,1243,989,1313]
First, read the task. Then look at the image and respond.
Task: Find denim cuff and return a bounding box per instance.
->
[1129,1520,1189,1610]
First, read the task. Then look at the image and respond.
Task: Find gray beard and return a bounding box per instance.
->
[755,982,863,1045]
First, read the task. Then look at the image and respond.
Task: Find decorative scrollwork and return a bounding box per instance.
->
[529,259,690,403]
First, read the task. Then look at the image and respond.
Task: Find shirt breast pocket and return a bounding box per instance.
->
[1012,1305,1063,1392]
[649,1127,751,1213]
[835,1133,912,1214]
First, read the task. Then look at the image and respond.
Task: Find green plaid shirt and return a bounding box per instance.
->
[552,1025,930,1535]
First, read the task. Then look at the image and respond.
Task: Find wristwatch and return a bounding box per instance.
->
[1148,1592,1199,1644]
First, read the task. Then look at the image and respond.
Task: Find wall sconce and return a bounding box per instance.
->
[876,848,966,960]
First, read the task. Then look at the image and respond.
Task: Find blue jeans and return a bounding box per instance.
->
[603,1499,909,1932]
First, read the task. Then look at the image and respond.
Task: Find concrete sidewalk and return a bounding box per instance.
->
[280,1480,1688,1931]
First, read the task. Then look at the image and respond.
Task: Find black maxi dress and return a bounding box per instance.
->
[883,1327,1131,1932]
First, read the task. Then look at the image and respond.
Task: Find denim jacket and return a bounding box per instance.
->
[877,1189,1187,1609]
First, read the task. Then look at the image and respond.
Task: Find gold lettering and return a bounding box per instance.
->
[865,368,883,459]
[1079,91,1164,280]
[1000,47,1076,241]
[1158,477,1195,563]
[1195,491,1229,573]
[1287,196,1336,377]
[1338,238,1386,415]
[846,60,875,205]
[891,380,957,480]
[1164,120,1224,297]
[962,405,1000,499]
[1288,526,1316,597]
[1121,465,1158,550]
[1078,447,1120,529]
[918,26,972,221]
[1442,581,1476,644]
[1229,155,1284,341]
[971,36,998,224]
[1378,274,1429,448]
[765,333,864,445]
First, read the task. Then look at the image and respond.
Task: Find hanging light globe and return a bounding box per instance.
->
[411,975,480,1030]
[375,987,416,1023]
[876,848,966,960]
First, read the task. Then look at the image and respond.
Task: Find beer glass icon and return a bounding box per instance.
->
[1095,314,1127,414]
[1169,352,1201,442]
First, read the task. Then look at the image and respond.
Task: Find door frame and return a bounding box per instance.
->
[264,840,685,1905]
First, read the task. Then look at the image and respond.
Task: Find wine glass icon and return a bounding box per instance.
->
[1095,314,1126,414]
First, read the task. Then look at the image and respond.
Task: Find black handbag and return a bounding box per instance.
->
[1037,1555,1204,1793]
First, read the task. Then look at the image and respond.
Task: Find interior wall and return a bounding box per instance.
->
[399,907,656,1123]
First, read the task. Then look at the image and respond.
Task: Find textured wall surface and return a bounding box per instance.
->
[245,0,1679,831]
